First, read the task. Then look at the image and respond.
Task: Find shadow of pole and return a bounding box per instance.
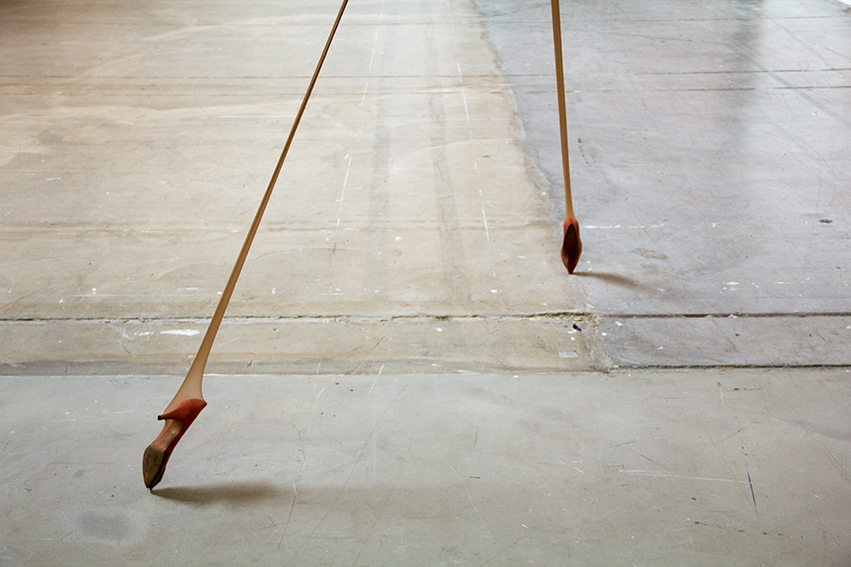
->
[151,480,290,505]
[573,271,644,290]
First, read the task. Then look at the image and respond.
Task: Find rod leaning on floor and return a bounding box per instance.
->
[142,0,352,491]
[551,0,583,274]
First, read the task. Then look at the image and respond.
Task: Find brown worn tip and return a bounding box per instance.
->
[561,219,582,274]
[142,399,205,490]
[143,445,165,490]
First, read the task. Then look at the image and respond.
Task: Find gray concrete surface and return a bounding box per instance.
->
[3,371,851,566]
[1,0,851,565]
[476,0,851,364]
[0,0,590,373]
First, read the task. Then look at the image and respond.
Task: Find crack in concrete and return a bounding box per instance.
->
[602,312,851,319]
[0,311,592,324]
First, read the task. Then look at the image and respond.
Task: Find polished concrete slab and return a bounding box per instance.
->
[2,370,851,566]
[0,0,585,321]
[480,0,851,315]
[476,0,851,365]
[599,314,851,368]
[1,0,851,565]
[0,0,588,373]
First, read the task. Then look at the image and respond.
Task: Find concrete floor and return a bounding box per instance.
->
[1,0,850,565]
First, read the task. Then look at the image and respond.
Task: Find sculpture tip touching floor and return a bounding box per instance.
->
[140,0,349,490]
[143,398,207,490]
[550,0,583,275]
[561,218,582,274]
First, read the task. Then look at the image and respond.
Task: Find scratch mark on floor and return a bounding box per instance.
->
[362,27,381,102]
[0,356,23,367]
[434,444,494,540]
[350,330,391,375]
[335,154,353,231]
[822,442,851,485]
[284,386,405,566]
[278,432,309,551]
[618,470,756,484]
[481,207,490,243]
[630,449,664,467]
[747,471,757,513]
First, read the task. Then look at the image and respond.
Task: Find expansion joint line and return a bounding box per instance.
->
[601,312,851,319]
[615,363,851,370]
[7,311,851,324]
[0,311,594,325]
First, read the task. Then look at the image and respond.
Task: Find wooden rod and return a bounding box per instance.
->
[550,0,574,220]
[163,0,351,412]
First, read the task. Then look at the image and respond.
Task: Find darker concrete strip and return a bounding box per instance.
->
[600,314,851,367]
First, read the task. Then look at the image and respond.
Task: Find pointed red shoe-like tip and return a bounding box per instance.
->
[561,219,582,274]
[144,398,207,490]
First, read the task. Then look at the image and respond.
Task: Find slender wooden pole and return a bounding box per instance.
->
[550,0,582,273]
[161,0,351,414]
[144,0,352,490]
[551,0,573,220]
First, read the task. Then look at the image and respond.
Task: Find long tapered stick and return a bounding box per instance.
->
[550,0,582,273]
[143,0,351,490]
[161,0,350,413]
